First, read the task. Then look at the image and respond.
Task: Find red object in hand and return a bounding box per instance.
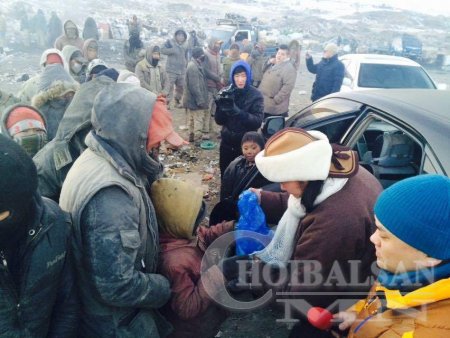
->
[307,307,333,330]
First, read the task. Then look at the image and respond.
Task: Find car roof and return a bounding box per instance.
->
[324,89,450,172]
[340,54,421,67]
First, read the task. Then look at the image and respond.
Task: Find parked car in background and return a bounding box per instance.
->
[263,89,450,188]
[339,54,447,91]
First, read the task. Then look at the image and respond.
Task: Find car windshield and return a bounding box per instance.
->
[205,29,233,42]
[358,64,435,89]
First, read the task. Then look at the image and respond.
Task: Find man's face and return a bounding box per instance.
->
[370,217,439,273]
[176,33,185,43]
[275,49,288,64]
[66,27,77,39]
[233,71,247,89]
[241,141,261,163]
[87,46,98,61]
[152,52,160,60]
[213,42,222,52]
[323,49,334,59]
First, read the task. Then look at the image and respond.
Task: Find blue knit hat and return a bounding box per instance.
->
[374,175,450,260]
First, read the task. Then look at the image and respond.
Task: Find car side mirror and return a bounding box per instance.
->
[437,83,448,90]
[262,116,285,139]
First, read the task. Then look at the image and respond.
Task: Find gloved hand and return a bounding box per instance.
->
[219,255,250,281]
[164,39,172,48]
[229,102,242,117]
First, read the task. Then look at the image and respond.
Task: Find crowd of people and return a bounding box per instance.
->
[1,12,450,338]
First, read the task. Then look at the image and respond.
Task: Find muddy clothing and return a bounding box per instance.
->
[60,84,170,338]
[47,13,63,47]
[82,17,99,41]
[158,222,233,338]
[135,46,169,96]
[0,194,78,337]
[260,167,382,309]
[31,64,79,141]
[183,59,209,111]
[0,90,20,114]
[54,20,84,51]
[348,281,450,338]
[222,54,240,86]
[160,29,188,76]
[247,49,267,87]
[306,54,345,101]
[33,76,115,202]
[221,156,271,201]
[259,60,297,116]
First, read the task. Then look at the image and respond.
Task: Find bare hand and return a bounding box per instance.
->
[333,311,357,331]
[249,188,262,204]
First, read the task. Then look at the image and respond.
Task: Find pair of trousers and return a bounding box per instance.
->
[167,72,184,103]
[188,109,210,140]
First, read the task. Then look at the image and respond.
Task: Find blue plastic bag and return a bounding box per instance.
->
[235,190,274,255]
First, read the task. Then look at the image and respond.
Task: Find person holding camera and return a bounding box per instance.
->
[215,60,264,176]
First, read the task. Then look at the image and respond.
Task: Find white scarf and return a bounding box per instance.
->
[254,178,348,267]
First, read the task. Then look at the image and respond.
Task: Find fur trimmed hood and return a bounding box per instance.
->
[31,64,79,108]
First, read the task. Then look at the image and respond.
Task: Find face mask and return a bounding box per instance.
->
[13,130,48,157]
[151,58,159,67]
[71,62,83,74]
[0,200,32,250]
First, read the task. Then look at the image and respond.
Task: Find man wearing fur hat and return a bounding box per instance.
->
[59,84,171,337]
[334,174,450,338]
[221,128,382,337]
[0,134,78,337]
[306,43,345,102]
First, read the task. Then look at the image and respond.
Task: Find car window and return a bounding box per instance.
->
[351,117,423,188]
[358,64,435,89]
[310,118,356,143]
[288,98,363,127]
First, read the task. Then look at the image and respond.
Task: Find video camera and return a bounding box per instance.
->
[215,85,236,112]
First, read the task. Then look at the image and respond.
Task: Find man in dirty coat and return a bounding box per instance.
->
[59,84,172,337]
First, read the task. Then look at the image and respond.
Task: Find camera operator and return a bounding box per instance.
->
[215,60,264,176]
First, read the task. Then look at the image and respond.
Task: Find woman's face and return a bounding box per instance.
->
[280,181,308,198]
[241,141,261,163]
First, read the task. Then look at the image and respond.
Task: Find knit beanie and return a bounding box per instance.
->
[0,134,38,207]
[192,47,204,59]
[375,174,450,260]
[6,106,46,134]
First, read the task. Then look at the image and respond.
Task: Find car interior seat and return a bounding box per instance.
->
[370,131,417,188]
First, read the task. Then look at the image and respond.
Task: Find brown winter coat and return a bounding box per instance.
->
[259,166,382,309]
[182,59,209,110]
[258,60,297,115]
[54,20,84,51]
[203,38,223,89]
[347,280,450,338]
[158,221,234,338]
[135,47,170,96]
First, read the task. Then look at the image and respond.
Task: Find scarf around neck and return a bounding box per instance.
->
[254,177,348,266]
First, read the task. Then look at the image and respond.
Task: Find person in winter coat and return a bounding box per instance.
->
[33,75,115,202]
[135,45,170,96]
[306,43,345,102]
[161,28,188,107]
[18,48,69,104]
[54,20,84,51]
[183,47,210,143]
[47,11,62,48]
[220,131,270,201]
[187,30,201,60]
[1,104,47,157]
[82,38,99,62]
[82,17,99,41]
[288,39,302,71]
[247,43,267,87]
[152,178,233,338]
[222,43,241,86]
[123,30,144,72]
[203,37,224,128]
[258,44,297,119]
[0,135,78,337]
[59,84,171,338]
[31,9,47,48]
[31,62,79,141]
[215,60,264,175]
[62,45,88,83]
[334,174,450,338]
[220,128,382,338]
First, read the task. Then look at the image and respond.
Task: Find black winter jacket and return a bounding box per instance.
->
[0,195,78,337]
[215,62,264,149]
[306,54,345,101]
[220,156,271,201]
